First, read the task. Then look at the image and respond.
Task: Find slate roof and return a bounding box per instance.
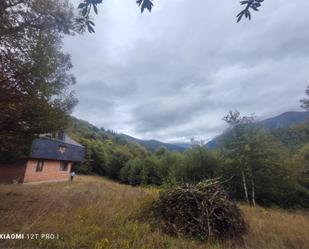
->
[29,134,84,162]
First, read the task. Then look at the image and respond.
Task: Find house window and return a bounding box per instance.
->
[36,160,44,172]
[60,162,69,171]
[59,145,67,154]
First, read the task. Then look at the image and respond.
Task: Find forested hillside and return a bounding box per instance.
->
[207,111,309,149]
[259,111,309,129]
[272,123,309,150]
[67,117,150,177]
[68,116,309,209]
[118,134,185,152]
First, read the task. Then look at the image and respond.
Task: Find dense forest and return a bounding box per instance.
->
[68,115,309,209]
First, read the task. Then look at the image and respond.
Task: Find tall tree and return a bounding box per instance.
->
[222,110,257,205]
[0,0,80,162]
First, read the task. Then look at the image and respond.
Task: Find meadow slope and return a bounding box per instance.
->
[0,176,308,249]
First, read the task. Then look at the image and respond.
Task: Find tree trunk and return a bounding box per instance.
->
[241,170,249,204]
[251,177,256,207]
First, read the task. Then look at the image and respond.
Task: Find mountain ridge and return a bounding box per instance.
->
[118,133,186,152]
[70,111,309,152]
[258,111,309,129]
[206,111,309,148]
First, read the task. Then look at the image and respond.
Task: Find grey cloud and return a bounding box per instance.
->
[64,0,309,142]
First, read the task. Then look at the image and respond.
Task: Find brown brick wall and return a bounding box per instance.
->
[0,162,27,183]
[23,160,72,183]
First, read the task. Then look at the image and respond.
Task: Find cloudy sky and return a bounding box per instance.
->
[64,0,309,143]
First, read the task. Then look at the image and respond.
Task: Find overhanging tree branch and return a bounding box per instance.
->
[77,0,265,33]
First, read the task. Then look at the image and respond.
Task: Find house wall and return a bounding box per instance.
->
[23,159,72,183]
[0,162,27,183]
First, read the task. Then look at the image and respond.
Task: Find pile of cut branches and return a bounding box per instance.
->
[151,180,247,240]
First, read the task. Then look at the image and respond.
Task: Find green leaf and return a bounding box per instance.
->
[93,4,98,14]
[82,7,88,17]
[137,0,153,13]
[78,3,88,9]
[87,24,95,33]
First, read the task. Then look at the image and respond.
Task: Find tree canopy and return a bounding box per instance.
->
[0,0,81,161]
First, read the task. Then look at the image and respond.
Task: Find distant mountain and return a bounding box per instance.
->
[206,111,309,149]
[69,117,188,153]
[205,139,218,149]
[258,111,309,129]
[71,111,309,153]
[173,143,192,150]
[119,134,186,152]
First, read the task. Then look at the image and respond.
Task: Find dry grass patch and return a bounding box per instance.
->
[241,205,309,249]
[0,175,308,249]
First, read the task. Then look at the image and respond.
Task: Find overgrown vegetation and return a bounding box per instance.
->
[68,115,309,209]
[0,176,308,249]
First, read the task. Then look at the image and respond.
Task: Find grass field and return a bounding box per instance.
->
[0,176,308,249]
